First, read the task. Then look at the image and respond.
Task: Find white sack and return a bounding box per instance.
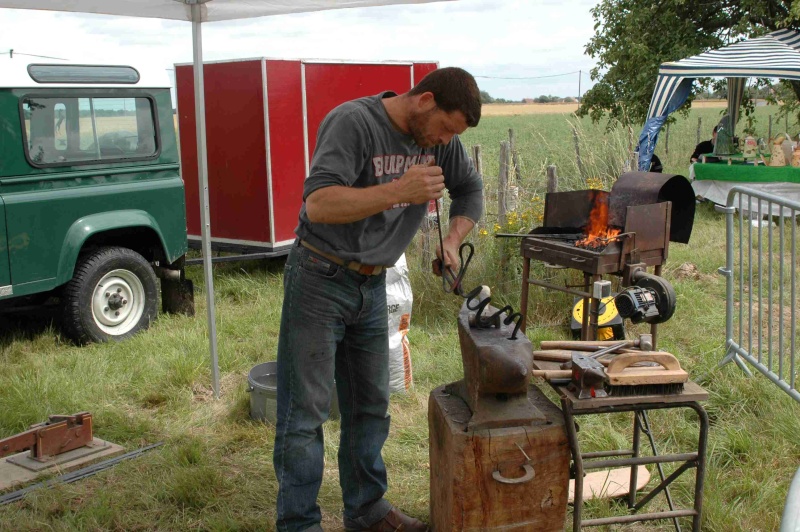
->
[386,253,413,393]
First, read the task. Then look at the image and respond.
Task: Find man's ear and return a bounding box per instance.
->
[415,91,437,112]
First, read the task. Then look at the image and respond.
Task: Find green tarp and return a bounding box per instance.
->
[693,162,800,183]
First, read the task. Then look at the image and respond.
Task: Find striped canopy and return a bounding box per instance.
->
[638,29,800,171]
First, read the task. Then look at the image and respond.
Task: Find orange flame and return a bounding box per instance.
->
[576,197,620,249]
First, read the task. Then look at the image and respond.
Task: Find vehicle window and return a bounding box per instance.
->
[22,96,157,166]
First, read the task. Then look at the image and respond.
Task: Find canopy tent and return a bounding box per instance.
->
[2,0,454,398]
[638,29,800,171]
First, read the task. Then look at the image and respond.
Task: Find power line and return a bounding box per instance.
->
[2,49,69,60]
[474,70,591,80]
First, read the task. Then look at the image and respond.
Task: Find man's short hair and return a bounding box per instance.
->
[713,126,719,134]
[408,67,481,127]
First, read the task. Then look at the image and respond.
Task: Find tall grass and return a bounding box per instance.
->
[0,104,798,531]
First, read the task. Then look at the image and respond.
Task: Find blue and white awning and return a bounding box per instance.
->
[638,29,800,171]
[647,29,800,120]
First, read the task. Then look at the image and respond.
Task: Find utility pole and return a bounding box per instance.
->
[578,70,582,99]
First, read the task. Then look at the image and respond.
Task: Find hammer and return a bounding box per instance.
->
[539,333,654,352]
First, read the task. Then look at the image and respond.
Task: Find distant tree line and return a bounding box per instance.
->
[480,90,579,104]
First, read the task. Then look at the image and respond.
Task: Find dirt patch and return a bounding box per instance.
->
[672,262,716,282]
[193,373,240,401]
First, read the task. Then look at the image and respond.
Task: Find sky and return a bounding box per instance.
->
[0,0,599,102]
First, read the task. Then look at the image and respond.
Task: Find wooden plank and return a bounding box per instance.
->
[568,466,651,503]
[0,438,124,492]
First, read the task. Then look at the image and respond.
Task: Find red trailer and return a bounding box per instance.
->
[175,58,438,260]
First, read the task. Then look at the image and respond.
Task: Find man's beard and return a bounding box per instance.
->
[407,108,436,148]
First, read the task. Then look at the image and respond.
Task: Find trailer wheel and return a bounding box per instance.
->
[62,247,158,344]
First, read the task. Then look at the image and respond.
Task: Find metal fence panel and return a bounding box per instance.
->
[719,186,800,404]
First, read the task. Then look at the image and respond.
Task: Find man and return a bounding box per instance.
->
[273,67,483,532]
[690,126,718,162]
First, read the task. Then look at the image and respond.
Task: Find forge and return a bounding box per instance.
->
[519,172,696,341]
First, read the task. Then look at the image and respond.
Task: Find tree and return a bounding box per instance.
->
[577,0,800,125]
[479,90,495,104]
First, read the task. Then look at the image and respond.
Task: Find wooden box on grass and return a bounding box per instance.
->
[429,383,570,531]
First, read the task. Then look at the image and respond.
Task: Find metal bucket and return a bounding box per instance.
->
[247,362,339,423]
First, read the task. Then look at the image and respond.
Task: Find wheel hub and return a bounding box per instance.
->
[107,292,125,310]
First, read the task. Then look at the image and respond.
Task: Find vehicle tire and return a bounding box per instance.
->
[62,247,158,344]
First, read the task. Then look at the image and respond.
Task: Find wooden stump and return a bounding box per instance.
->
[429,384,570,531]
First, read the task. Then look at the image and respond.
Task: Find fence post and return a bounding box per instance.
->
[665,122,670,155]
[769,115,773,139]
[472,144,483,177]
[419,211,434,269]
[509,128,522,184]
[471,145,484,227]
[572,127,586,179]
[547,165,558,194]
[498,141,510,228]
[498,141,510,273]
[696,117,702,145]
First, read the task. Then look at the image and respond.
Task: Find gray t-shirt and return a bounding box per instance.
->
[295,92,483,266]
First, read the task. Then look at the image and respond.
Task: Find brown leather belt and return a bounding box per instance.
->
[299,240,387,276]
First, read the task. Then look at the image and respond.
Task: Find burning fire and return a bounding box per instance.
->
[576,197,620,249]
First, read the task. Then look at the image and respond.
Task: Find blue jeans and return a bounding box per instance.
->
[274,243,393,531]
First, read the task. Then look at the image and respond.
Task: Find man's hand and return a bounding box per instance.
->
[393,163,445,205]
[431,216,475,291]
[433,234,461,278]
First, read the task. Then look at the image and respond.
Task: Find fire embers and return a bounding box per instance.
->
[575,195,621,249]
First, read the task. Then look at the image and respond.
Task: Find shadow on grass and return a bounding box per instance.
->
[0,303,61,347]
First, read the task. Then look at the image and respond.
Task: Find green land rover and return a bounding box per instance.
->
[0,60,193,343]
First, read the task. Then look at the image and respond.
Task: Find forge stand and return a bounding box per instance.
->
[519,255,665,343]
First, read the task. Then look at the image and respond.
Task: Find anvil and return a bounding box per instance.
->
[445,289,546,430]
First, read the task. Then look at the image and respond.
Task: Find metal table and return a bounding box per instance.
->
[535,360,709,531]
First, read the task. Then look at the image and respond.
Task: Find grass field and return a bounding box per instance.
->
[0,103,799,531]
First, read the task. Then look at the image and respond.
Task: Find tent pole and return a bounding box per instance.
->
[191,2,221,399]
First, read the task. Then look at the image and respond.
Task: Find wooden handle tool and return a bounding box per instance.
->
[531,369,572,380]
[605,352,688,385]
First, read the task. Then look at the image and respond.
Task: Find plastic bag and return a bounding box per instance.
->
[386,253,413,393]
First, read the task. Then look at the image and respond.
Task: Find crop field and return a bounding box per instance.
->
[0,103,798,531]
[480,99,727,117]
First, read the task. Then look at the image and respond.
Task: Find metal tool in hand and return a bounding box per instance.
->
[426,159,523,339]
[433,197,474,296]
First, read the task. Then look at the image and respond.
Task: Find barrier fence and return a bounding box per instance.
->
[719,186,800,403]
